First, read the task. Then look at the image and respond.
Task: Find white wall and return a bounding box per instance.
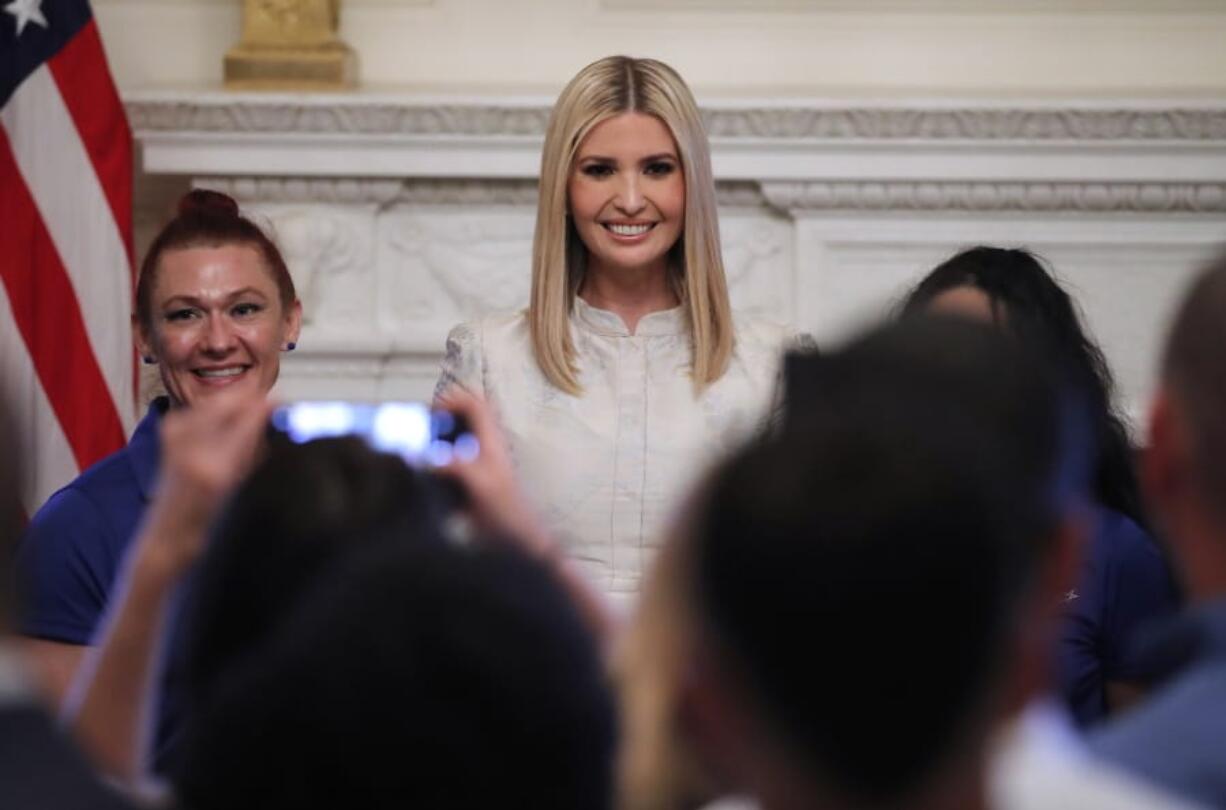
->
[97,0,1226,97]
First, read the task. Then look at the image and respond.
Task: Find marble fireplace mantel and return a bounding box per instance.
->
[129,90,1226,186]
[126,89,1226,412]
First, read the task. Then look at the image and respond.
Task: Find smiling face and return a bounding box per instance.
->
[567,112,686,278]
[136,243,302,409]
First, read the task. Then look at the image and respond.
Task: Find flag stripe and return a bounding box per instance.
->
[46,19,134,267]
[0,279,79,515]
[0,0,90,109]
[0,128,127,475]
[1,65,135,434]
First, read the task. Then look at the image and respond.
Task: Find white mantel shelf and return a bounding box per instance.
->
[127,89,1226,200]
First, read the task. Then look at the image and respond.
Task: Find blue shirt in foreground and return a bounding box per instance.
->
[17,399,164,642]
[1092,598,1226,808]
[15,398,184,772]
[1057,506,1179,726]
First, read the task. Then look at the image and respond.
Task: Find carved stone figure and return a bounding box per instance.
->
[225,0,356,90]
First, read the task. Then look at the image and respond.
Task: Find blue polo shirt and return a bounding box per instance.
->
[15,397,185,772]
[1092,599,1226,807]
[1056,506,1179,727]
[16,399,165,644]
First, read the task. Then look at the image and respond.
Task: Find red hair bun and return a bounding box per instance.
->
[178,188,240,219]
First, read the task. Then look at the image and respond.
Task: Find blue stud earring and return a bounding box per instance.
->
[285,342,296,352]
[142,355,156,365]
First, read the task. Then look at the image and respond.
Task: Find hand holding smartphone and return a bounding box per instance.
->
[269,401,479,467]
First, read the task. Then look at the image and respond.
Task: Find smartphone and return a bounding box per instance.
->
[269,401,479,467]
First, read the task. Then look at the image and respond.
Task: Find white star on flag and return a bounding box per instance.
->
[5,0,48,36]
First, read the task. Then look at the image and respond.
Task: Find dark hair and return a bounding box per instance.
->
[175,542,618,810]
[179,436,452,723]
[135,189,296,334]
[1161,252,1226,522]
[902,246,1146,527]
[696,317,1084,805]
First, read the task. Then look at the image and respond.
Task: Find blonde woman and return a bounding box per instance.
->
[437,55,795,607]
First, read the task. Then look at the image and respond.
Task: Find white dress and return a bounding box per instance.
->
[436,298,796,605]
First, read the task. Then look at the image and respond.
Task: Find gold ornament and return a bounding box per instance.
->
[224,0,357,90]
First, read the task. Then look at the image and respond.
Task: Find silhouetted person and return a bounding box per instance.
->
[902,246,1178,726]
[175,541,618,810]
[1094,254,1226,807]
[643,318,1188,810]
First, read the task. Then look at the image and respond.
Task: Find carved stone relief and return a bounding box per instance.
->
[376,193,794,338]
[719,213,793,323]
[244,203,377,334]
[379,207,535,341]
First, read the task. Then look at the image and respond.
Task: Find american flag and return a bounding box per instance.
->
[1,0,134,517]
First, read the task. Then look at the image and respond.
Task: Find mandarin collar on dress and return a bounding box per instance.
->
[572,296,687,338]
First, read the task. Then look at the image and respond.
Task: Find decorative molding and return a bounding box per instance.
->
[127,98,553,137]
[760,181,1226,213]
[717,182,770,207]
[397,179,539,206]
[702,108,1226,142]
[127,96,1226,142]
[129,92,1226,182]
[194,176,770,208]
[196,176,403,205]
[194,176,1226,214]
[388,179,775,207]
[198,177,542,206]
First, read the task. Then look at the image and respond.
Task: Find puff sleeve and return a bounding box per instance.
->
[434,322,485,402]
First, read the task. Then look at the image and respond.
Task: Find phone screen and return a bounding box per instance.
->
[270,402,478,466]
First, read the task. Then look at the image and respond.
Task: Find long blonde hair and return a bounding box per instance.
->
[530,55,734,396]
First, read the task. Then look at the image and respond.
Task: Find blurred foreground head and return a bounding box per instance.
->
[175,432,617,808]
[1148,253,1226,594]
[181,434,452,708]
[684,317,1089,809]
[176,540,617,810]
